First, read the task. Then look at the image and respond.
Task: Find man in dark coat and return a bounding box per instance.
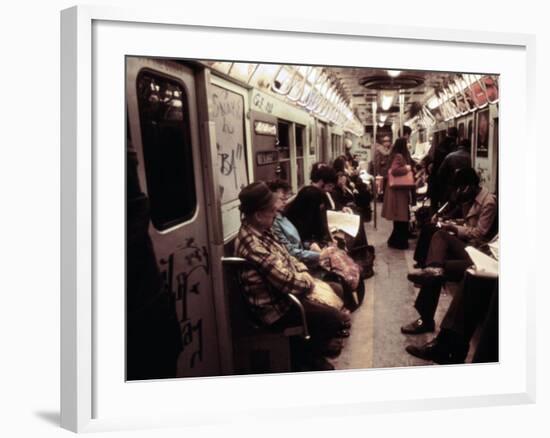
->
[427,127,458,212]
[437,138,472,203]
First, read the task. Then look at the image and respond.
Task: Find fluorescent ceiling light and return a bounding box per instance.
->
[380,92,395,111]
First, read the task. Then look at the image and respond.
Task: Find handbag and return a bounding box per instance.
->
[318,246,361,291]
[318,246,366,311]
[388,165,415,189]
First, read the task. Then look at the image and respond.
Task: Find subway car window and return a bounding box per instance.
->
[136,71,197,230]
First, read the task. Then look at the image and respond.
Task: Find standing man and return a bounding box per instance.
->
[427,126,458,212]
[437,138,472,203]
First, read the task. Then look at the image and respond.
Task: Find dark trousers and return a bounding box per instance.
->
[388,221,409,249]
[437,273,498,363]
[426,230,470,267]
[414,245,473,322]
[414,282,442,322]
[472,283,499,363]
[414,223,438,266]
[272,282,349,357]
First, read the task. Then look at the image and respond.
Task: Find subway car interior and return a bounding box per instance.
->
[126,57,499,379]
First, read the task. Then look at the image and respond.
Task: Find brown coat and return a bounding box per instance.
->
[382,154,411,222]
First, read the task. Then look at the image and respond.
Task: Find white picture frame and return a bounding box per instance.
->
[61,5,536,433]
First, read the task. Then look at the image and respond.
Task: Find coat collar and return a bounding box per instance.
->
[474,187,490,206]
[242,218,273,238]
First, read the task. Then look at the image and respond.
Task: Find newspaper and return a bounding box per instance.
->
[327,210,360,237]
[464,246,499,279]
[488,239,499,261]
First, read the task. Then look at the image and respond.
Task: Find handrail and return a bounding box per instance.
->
[286,294,311,340]
[287,66,312,102]
[271,66,300,96]
[449,81,469,116]
[455,75,476,114]
[422,106,436,126]
[221,256,248,265]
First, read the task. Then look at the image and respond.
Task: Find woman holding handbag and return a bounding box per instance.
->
[382,137,416,249]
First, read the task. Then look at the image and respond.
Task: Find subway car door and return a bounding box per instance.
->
[126,57,221,378]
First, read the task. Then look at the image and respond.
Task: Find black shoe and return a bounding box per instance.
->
[401,318,435,335]
[336,329,350,338]
[405,338,467,364]
[413,262,425,269]
[407,267,444,285]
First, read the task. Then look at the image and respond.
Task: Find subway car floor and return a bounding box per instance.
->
[331,202,467,370]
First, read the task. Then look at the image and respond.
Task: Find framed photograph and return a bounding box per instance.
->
[61,5,536,433]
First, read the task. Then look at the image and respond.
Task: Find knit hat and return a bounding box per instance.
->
[238,182,277,215]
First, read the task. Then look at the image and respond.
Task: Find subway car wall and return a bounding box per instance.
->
[126,57,499,379]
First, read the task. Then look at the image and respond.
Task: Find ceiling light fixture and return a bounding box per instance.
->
[380,91,395,111]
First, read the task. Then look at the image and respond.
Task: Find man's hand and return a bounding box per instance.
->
[342,207,353,214]
[441,223,458,235]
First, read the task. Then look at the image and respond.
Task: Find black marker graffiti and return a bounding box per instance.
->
[211,91,243,120]
[181,319,203,368]
[222,117,235,134]
[159,238,210,369]
[219,148,238,190]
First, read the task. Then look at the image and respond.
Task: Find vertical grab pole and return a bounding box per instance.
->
[372,101,378,230]
[399,92,405,137]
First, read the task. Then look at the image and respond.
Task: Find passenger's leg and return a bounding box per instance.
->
[273,298,349,371]
[275,296,349,348]
[440,273,496,344]
[472,284,499,363]
[387,221,398,245]
[406,274,497,363]
[425,231,469,267]
[443,259,473,282]
[388,221,409,249]
[396,221,410,248]
[413,223,438,266]
[413,282,442,325]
